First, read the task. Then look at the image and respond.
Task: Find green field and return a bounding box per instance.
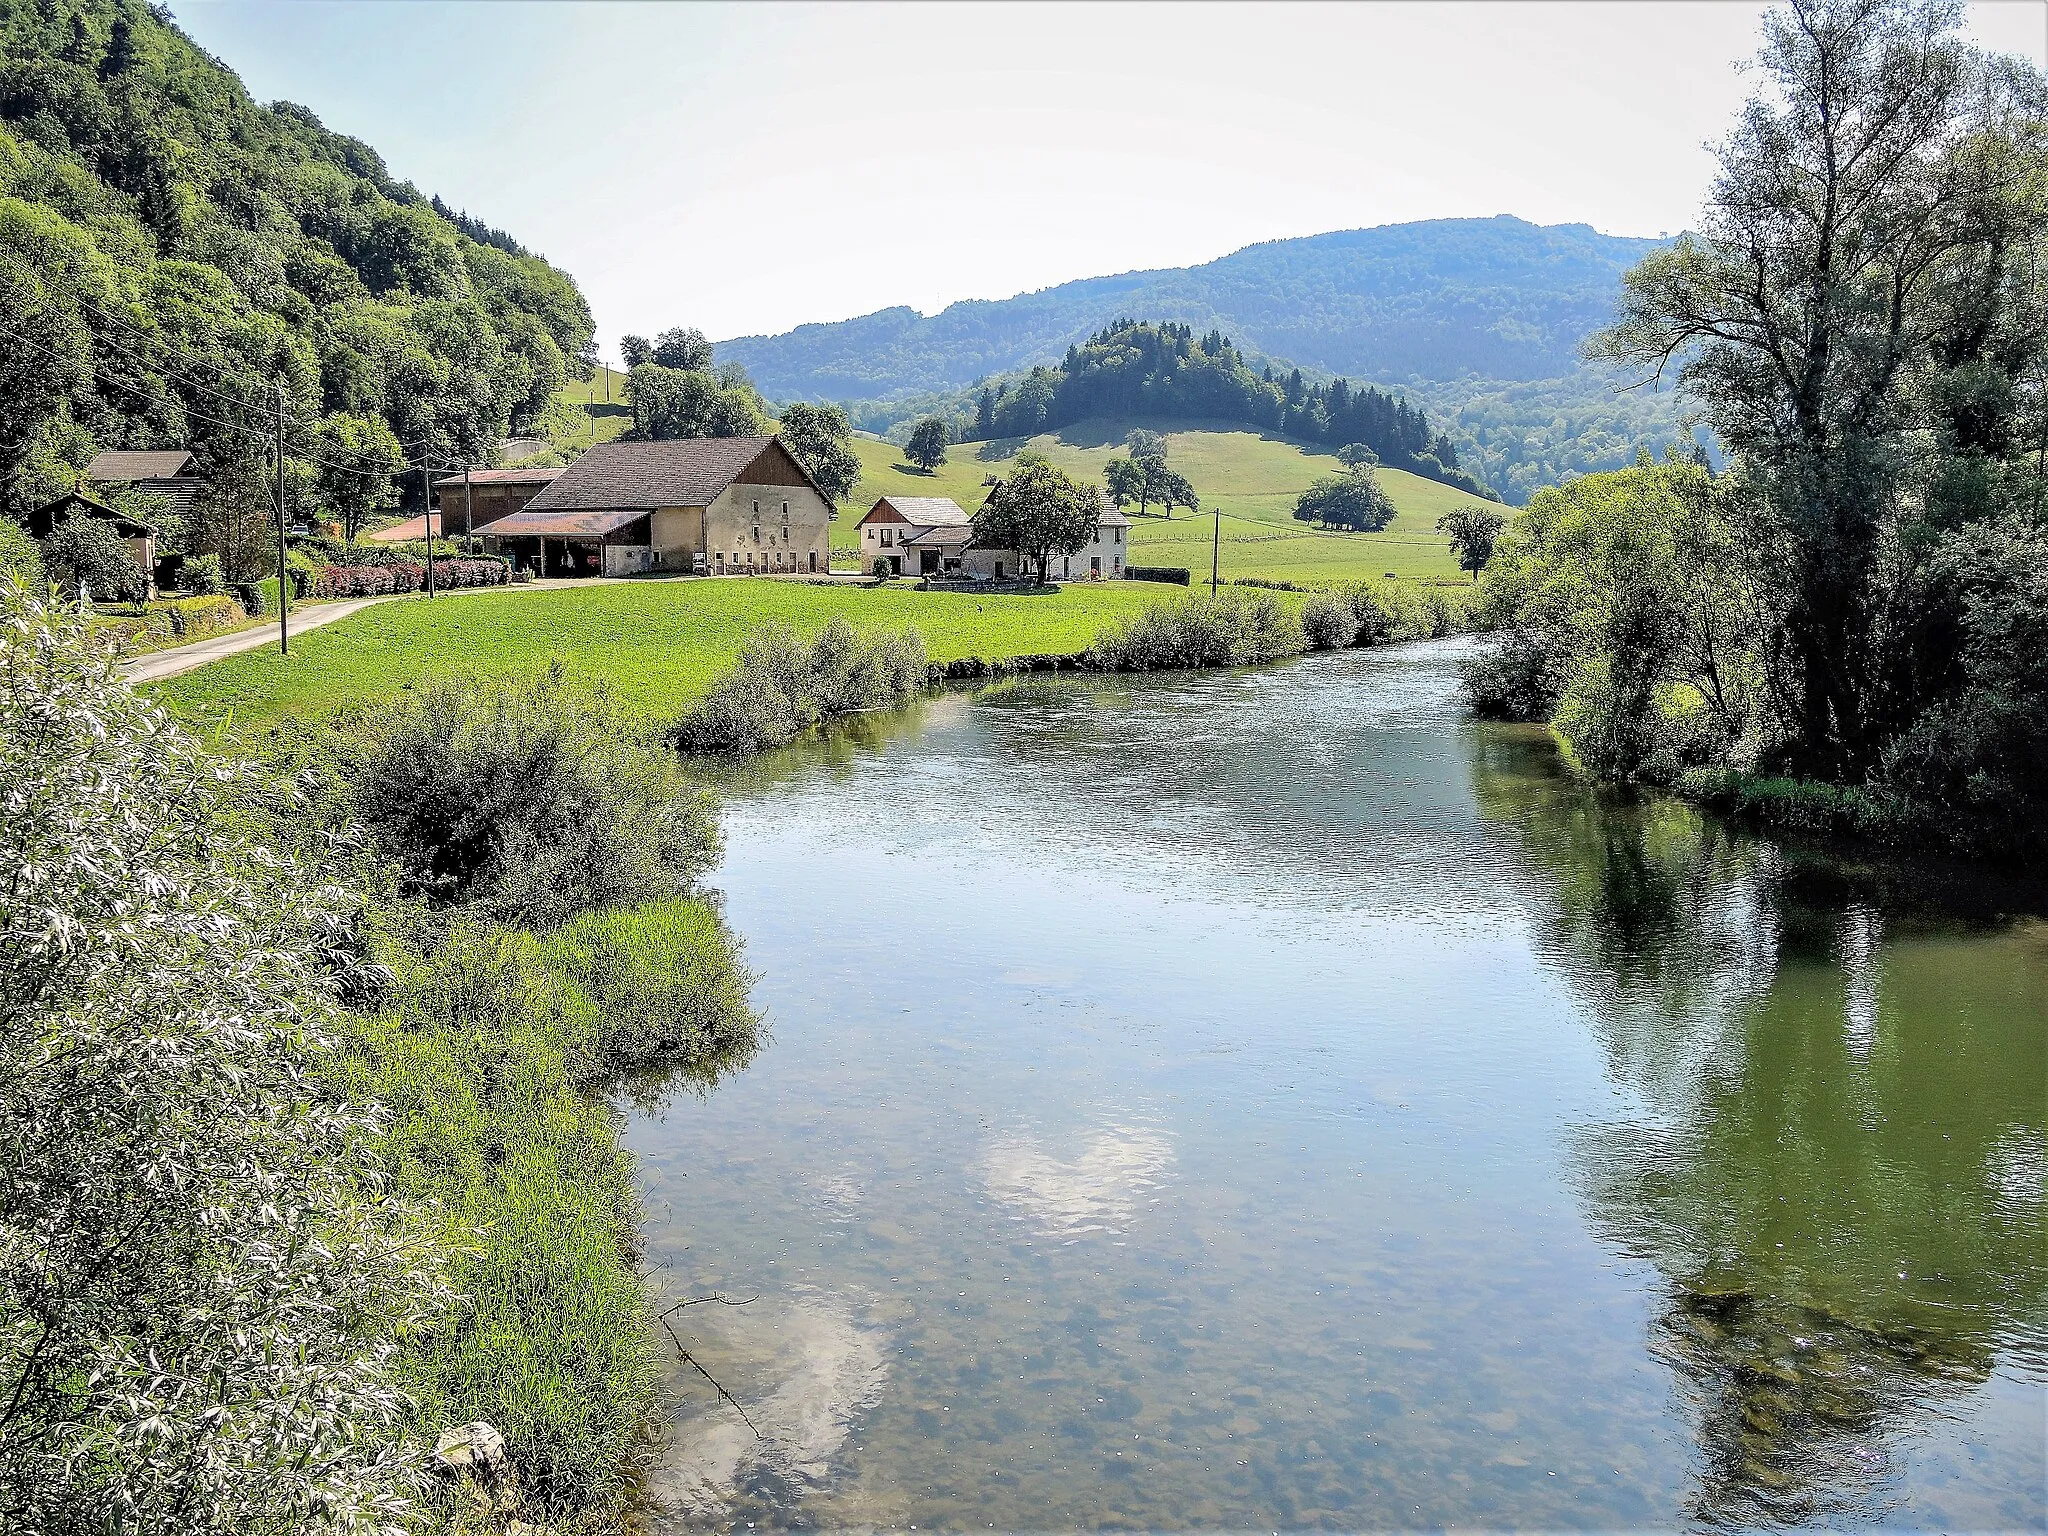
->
[835,420,1486,585]
[544,364,634,451]
[148,577,1186,730]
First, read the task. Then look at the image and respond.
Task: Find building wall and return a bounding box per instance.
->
[875,520,1128,581]
[704,481,831,576]
[432,480,555,532]
[650,506,705,570]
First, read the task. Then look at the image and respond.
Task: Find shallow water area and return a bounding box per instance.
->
[626,640,2046,1533]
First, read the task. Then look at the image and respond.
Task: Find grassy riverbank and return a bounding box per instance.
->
[147,578,1184,728]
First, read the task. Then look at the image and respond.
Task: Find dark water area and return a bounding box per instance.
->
[626,639,2046,1532]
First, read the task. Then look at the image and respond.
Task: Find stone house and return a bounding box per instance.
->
[856,491,1132,581]
[484,437,834,577]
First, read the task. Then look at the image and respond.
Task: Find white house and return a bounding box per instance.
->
[856,491,1132,581]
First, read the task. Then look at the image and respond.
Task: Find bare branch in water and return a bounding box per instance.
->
[656,1293,757,1322]
[661,1316,763,1440]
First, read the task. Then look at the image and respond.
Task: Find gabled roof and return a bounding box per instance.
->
[861,495,971,528]
[86,450,195,481]
[433,468,564,489]
[522,436,828,513]
[28,490,157,539]
[901,524,973,547]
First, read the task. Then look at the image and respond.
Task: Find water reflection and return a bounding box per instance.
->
[1470,726,2048,1526]
[980,1119,1176,1242]
[632,644,2043,1531]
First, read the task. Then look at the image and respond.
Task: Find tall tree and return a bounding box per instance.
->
[904,415,949,472]
[1293,466,1396,531]
[1592,0,2048,777]
[313,412,404,545]
[972,459,1099,584]
[651,327,714,372]
[1437,503,1506,579]
[975,386,996,440]
[777,401,862,505]
[620,334,653,369]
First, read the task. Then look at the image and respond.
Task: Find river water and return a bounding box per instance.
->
[626,639,2045,1532]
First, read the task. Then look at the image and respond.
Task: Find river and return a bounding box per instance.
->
[625,638,2045,1532]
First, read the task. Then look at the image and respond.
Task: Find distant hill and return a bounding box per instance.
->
[717,217,1692,505]
[720,217,1664,395]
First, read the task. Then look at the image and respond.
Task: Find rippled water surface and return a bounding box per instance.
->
[627,640,2046,1532]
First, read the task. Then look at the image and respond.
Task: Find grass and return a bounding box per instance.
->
[833,419,1489,585]
[543,364,634,452]
[147,577,1181,729]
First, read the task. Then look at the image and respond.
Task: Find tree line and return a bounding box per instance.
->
[1470,0,2048,867]
[0,0,596,579]
[956,319,1497,499]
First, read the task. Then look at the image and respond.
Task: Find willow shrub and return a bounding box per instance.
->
[1085,589,1306,671]
[669,616,927,754]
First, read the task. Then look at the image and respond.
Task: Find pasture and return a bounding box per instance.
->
[146,576,1185,730]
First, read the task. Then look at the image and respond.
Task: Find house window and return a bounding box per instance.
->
[752,499,759,516]
[1091,556,1101,576]
[881,528,893,546]
[781,501,789,520]
[753,526,761,543]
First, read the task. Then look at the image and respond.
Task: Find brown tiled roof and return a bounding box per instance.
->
[864,495,972,527]
[86,449,194,481]
[482,507,648,537]
[364,515,430,544]
[432,468,564,489]
[902,524,972,547]
[523,436,824,512]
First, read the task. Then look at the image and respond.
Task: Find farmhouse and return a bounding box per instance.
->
[368,466,565,544]
[859,495,971,578]
[856,491,1131,581]
[84,449,207,524]
[483,437,833,577]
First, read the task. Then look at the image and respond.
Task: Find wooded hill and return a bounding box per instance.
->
[718,217,1690,505]
[0,0,596,519]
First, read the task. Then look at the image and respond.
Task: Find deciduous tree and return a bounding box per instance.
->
[1294,466,1396,531]
[1438,503,1506,579]
[973,459,1099,584]
[777,401,862,505]
[905,415,948,471]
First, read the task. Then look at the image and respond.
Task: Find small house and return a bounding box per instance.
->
[483,436,833,577]
[858,496,972,577]
[28,490,159,594]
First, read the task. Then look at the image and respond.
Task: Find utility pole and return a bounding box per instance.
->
[422,466,436,598]
[1210,502,1221,596]
[463,464,474,542]
[274,378,289,653]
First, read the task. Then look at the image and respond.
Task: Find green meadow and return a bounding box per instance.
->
[543,363,635,450]
[147,577,1184,730]
[836,420,1487,584]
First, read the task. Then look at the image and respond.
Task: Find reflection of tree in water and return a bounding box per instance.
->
[1471,724,2047,1526]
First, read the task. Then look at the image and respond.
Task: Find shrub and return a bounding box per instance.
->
[1462,627,1565,720]
[332,666,721,928]
[179,550,226,595]
[39,517,145,603]
[0,519,41,588]
[164,593,246,638]
[536,900,761,1084]
[1300,590,1361,650]
[1125,565,1191,585]
[1338,581,1403,646]
[670,618,928,754]
[1085,590,1306,671]
[0,579,447,1533]
[284,546,322,598]
[233,578,266,615]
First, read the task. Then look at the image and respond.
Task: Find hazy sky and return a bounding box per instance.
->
[168,2,2048,361]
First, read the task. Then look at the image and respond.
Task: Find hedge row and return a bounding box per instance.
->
[1126,566,1191,585]
[313,558,509,599]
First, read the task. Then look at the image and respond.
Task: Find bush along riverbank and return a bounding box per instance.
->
[0,578,761,1534]
[669,582,1482,754]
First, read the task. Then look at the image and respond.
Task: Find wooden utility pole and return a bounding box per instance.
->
[1210,503,1221,595]
[422,466,436,598]
[463,464,474,540]
[274,379,289,653]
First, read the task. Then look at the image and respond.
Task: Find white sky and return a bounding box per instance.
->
[168,1,2048,363]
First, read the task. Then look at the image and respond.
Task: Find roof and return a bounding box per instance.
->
[902,524,972,547]
[432,468,564,489]
[365,515,430,544]
[862,495,972,528]
[522,436,828,513]
[28,490,157,538]
[481,507,648,538]
[86,450,195,481]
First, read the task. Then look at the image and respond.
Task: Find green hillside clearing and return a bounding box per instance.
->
[838,421,1484,584]
[147,578,1186,730]
[542,364,635,450]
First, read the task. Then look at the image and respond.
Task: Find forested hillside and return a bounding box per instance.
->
[718,217,1689,504]
[0,0,595,525]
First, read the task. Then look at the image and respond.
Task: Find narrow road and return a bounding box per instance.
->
[121,598,388,683]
